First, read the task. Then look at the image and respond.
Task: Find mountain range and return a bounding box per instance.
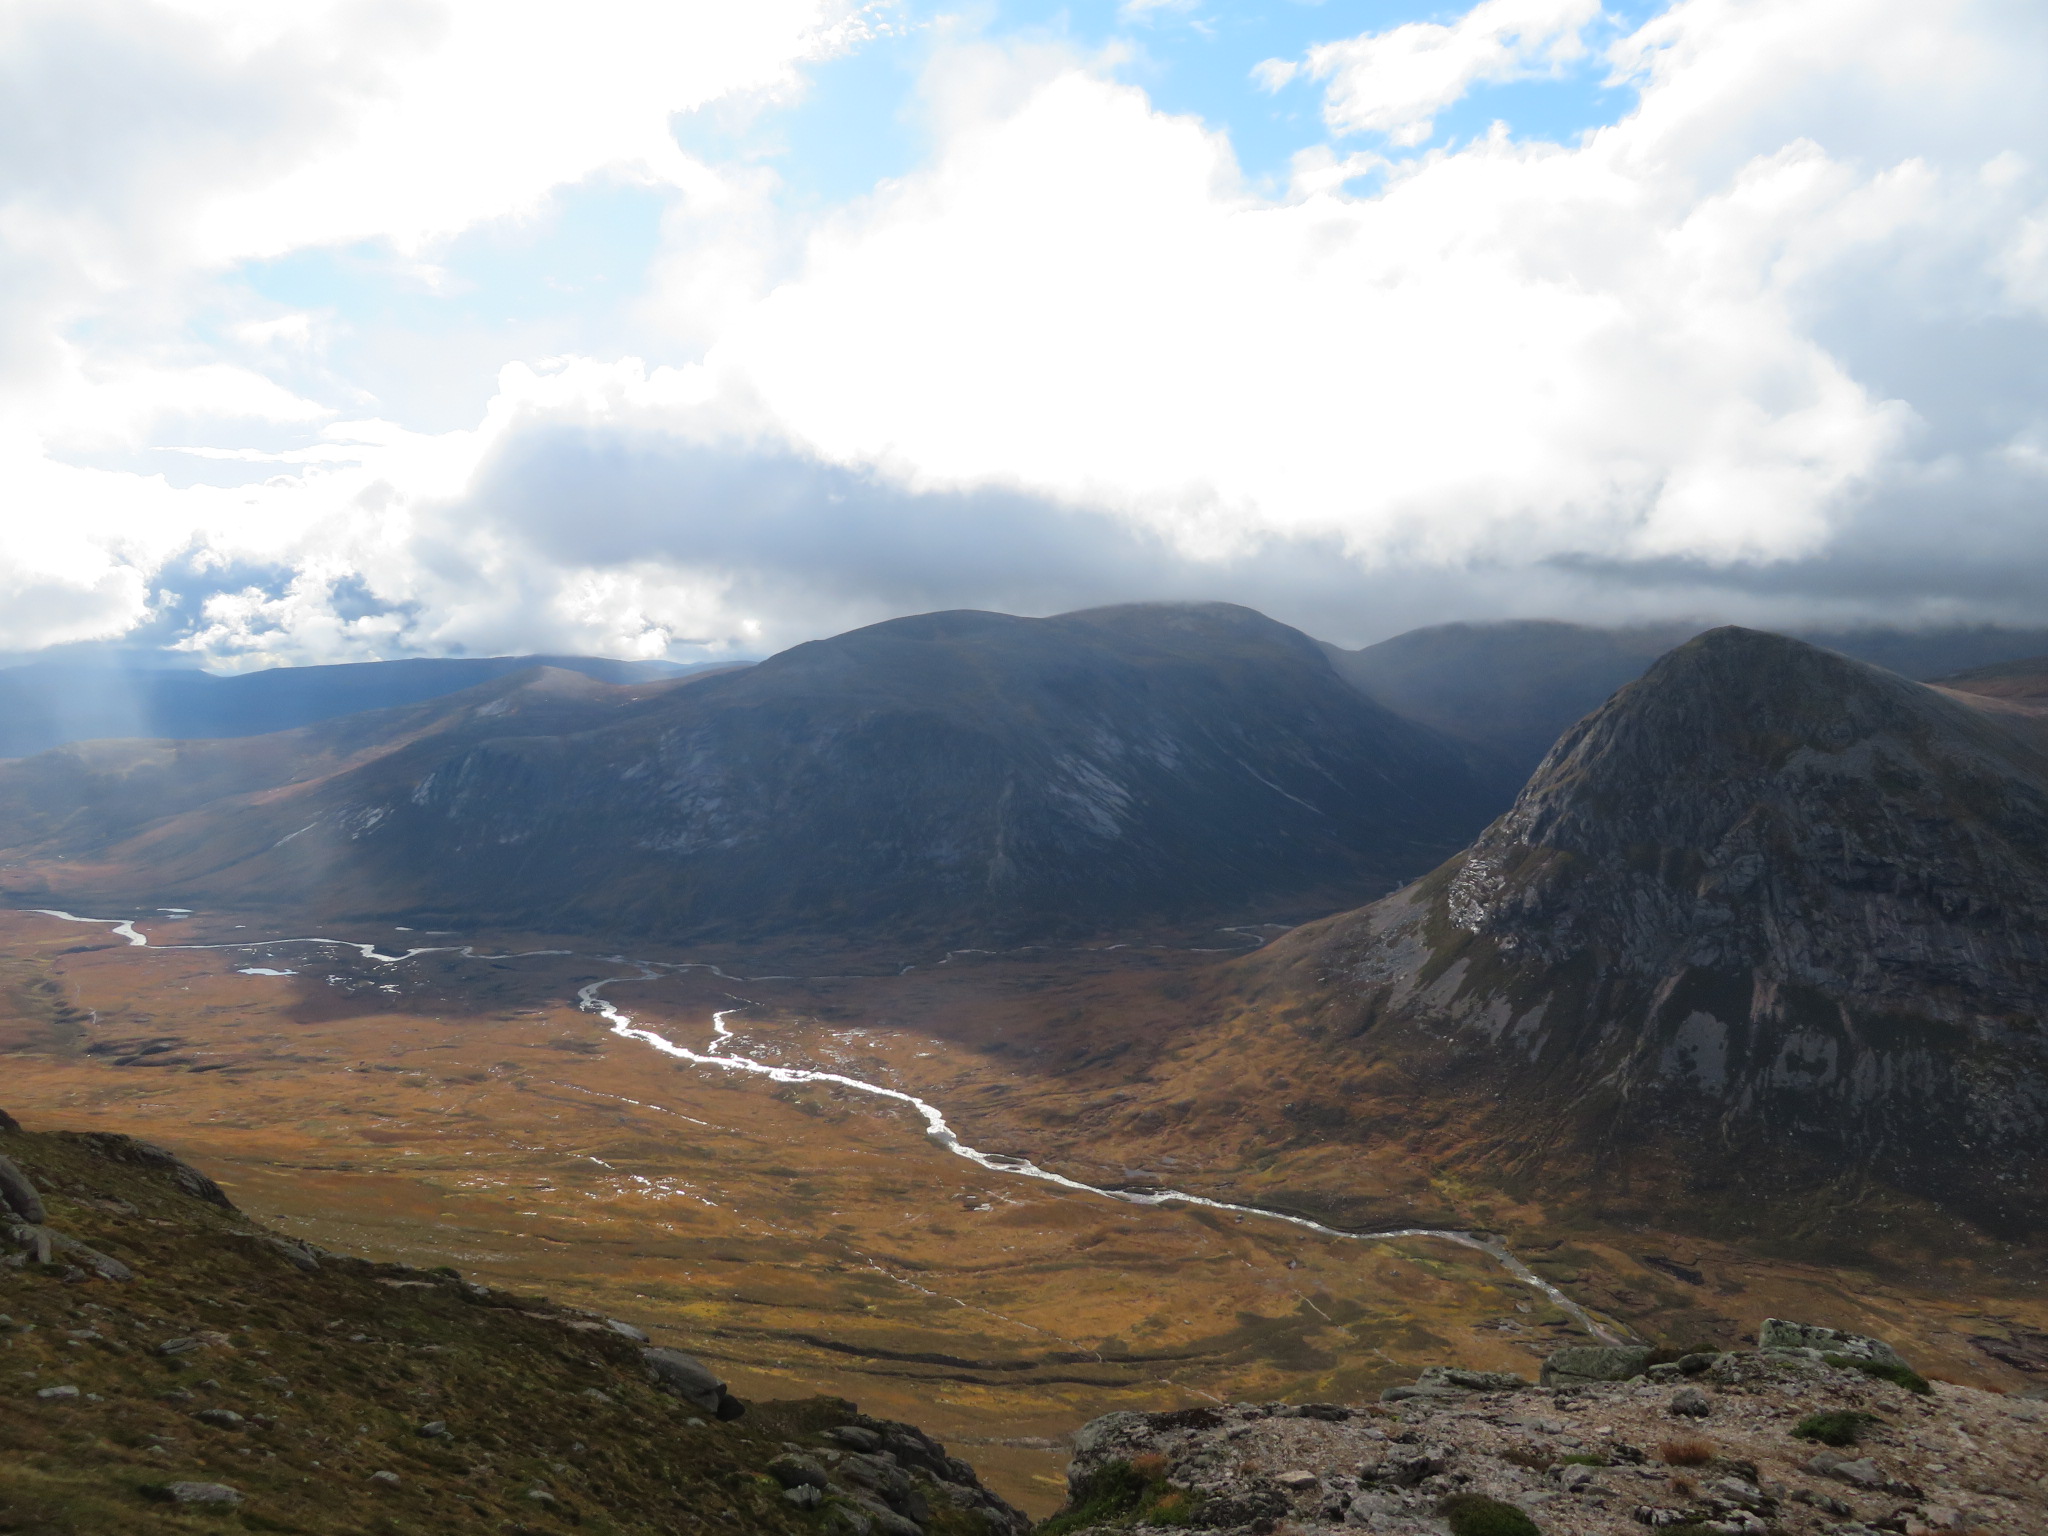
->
[1326,619,2048,773]
[0,604,1507,943]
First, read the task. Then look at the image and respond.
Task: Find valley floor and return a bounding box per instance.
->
[2,907,2044,1518]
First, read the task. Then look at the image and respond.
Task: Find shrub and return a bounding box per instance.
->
[1823,1353,1932,1395]
[1035,1457,1206,1535]
[1559,1453,1609,1467]
[1657,1437,1715,1466]
[1792,1410,1881,1447]
[1437,1492,1542,1536]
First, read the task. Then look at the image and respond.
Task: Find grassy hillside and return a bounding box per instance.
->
[0,1114,1023,1536]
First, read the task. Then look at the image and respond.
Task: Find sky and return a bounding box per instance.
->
[2,0,2045,668]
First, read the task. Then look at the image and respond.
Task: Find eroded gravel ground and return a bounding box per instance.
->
[1059,1353,2048,1535]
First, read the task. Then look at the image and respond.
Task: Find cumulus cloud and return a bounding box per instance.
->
[1266,0,1601,146]
[2,0,2047,668]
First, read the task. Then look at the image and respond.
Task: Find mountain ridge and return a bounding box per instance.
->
[0,603,1508,945]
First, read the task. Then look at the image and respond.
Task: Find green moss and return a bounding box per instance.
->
[1558,1453,1609,1466]
[1035,1459,1205,1535]
[1822,1354,1932,1395]
[1437,1492,1541,1536]
[1792,1409,1882,1447]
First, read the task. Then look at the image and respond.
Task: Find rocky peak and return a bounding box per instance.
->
[1280,628,2048,1238]
[1444,626,2048,1006]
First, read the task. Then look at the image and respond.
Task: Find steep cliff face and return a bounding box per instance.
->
[0,604,1507,944]
[1274,629,2048,1237]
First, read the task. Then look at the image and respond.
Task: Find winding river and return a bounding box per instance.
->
[22,908,1622,1343]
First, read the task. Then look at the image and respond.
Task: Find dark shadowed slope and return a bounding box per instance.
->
[0,604,1504,944]
[1243,628,2048,1241]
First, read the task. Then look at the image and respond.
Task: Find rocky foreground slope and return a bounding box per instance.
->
[1046,1326,2048,1535]
[0,1109,1025,1536]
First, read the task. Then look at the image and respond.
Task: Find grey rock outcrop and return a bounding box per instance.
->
[639,1348,744,1420]
[1759,1318,1909,1370]
[1541,1345,1653,1386]
[0,1154,47,1224]
[1043,1337,2047,1535]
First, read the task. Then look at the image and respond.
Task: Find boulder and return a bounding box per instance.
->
[1668,1388,1713,1418]
[1540,1345,1654,1386]
[769,1453,831,1491]
[640,1348,744,1420]
[0,1155,46,1224]
[163,1482,242,1506]
[1757,1318,1908,1370]
[1418,1366,1529,1392]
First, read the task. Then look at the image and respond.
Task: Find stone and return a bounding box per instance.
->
[0,1155,47,1224]
[164,1482,243,1506]
[195,1409,245,1429]
[1276,1469,1319,1491]
[1707,1476,1769,1509]
[769,1453,831,1491]
[604,1318,649,1342]
[1540,1345,1654,1386]
[581,1388,615,1405]
[369,1471,400,1486]
[417,1420,450,1438]
[1669,1387,1713,1417]
[1417,1366,1529,1392]
[783,1484,824,1510]
[828,1424,885,1452]
[1380,1384,1470,1403]
[158,1337,202,1356]
[1757,1319,1909,1371]
[1829,1458,1885,1487]
[261,1237,320,1272]
[35,1385,79,1400]
[641,1347,745,1420]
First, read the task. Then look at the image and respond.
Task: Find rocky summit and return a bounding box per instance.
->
[1044,1324,2048,1535]
[1247,628,2048,1242]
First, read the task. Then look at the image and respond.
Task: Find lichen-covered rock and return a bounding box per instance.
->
[1759,1318,1909,1370]
[1541,1344,1654,1385]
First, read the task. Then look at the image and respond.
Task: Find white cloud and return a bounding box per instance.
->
[4,0,2048,669]
[1291,0,1602,146]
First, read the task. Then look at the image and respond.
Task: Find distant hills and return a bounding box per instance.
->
[1326,619,2048,774]
[0,604,1505,942]
[0,654,717,760]
[1224,629,2048,1244]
